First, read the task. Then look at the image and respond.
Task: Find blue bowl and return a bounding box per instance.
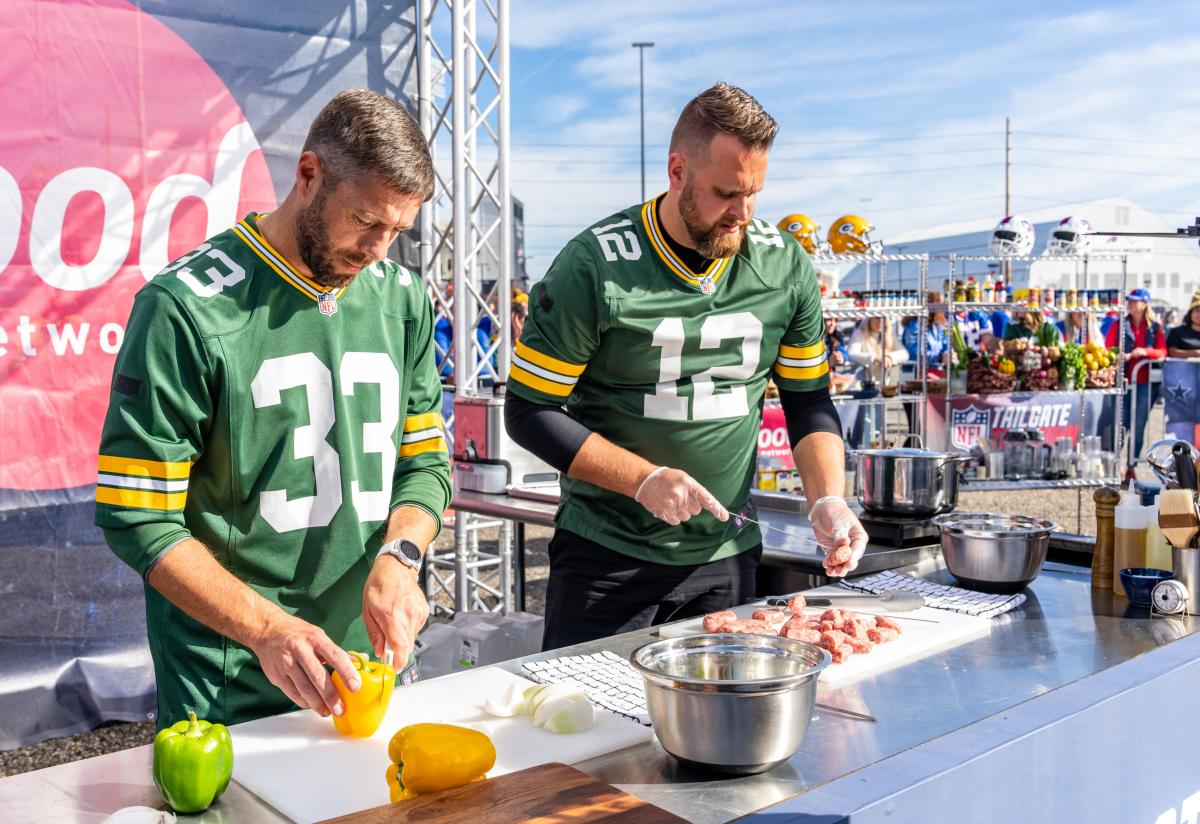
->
[1120,568,1173,607]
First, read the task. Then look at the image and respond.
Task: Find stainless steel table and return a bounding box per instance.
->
[9,559,1199,823]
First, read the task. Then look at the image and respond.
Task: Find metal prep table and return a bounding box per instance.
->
[8,557,1200,823]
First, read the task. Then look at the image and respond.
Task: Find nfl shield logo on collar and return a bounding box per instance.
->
[318,291,338,317]
[699,276,715,295]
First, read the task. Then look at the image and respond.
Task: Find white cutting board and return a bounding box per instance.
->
[230,666,653,824]
[660,585,992,687]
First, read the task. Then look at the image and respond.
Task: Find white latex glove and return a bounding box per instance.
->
[634,466,730,526]
[808,495,868,577]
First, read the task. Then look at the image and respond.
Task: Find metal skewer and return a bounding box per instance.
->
[814,702,876,722]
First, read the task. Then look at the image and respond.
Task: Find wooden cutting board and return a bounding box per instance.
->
[317,762,686,823]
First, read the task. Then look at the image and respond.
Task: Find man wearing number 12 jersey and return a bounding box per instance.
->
[95,91,450,727]
[506,83,868,648]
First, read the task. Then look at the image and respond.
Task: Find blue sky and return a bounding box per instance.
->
[505,1,1200,278]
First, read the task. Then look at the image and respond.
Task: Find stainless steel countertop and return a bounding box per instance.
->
[9,560,1196,823]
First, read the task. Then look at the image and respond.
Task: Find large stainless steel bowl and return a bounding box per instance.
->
[855,447,968,517]
[931,512,1057,593]
[629,634,830,775]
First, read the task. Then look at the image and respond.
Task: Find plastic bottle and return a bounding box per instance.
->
[965,276,980,302]
[1136,481,1172,572]
[413,622,459,679]
[981,274,994,303]
[1113,489,1148,595]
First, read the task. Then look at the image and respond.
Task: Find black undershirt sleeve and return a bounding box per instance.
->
[503,392,593,473]
[778,385,843,449]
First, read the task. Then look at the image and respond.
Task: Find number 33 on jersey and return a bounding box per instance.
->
[95,213,452,583]
[507,197,828,565]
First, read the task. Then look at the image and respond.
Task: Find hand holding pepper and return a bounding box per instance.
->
[249,610,362,718]
[331,651,395,737]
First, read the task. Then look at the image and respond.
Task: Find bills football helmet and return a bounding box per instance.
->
[1043,215,1094,256]
[827,214,880,254]
[777,213,824,254]
[988,215,1035,257]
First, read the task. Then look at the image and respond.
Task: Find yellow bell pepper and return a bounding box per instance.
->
[385,723,496,802]
[330,651,395,738]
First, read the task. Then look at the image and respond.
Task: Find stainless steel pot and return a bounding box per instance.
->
[855,447,969,517]
[629,634,830,775]
[931,512,1057,593]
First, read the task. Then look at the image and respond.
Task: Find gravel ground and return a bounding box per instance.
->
[8,407,1163,774]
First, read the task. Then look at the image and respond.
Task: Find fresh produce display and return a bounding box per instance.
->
[1082,340,1119,388]
[1059,343,1087,390]
[152,711,234,814]
[385,723,497,802]
[330,651,395,738]
[966,354,1017,394]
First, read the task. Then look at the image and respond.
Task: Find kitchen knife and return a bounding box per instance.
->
[1174,442,1197,490]
[767,589,925,612]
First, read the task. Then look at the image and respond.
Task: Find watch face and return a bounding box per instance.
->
[398,540,423,563]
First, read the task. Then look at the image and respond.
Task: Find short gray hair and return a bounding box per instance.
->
[303,89,434,200]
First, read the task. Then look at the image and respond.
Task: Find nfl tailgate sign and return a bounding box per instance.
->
[928,393,1082,451]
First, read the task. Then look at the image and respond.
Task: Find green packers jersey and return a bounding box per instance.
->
[95,213,451,728]
[509,197,828,566]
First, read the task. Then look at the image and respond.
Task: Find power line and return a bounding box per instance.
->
[1018,130,1200,148]
[1020,162,1200,180]
[513,162,1000,185]
[510,130,998,149]
[513,146,1001,166]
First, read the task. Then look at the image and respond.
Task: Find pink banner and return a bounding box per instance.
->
[0,0,276,490]
[758,402,796,470]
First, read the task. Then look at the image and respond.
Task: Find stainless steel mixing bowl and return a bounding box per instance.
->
[931,511,1057,593]
[629,634,830,775]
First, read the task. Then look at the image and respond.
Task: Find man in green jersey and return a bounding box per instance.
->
[96,90,450,727]
[505,83,867,648]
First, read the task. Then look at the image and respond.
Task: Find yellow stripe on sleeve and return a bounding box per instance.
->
[98,455,192,480]
[514,341,586,378]
[774,361,831,381]
[403,412,444,433]
[398,438,449,458]
[779,341,827,360]
[96,486,188,511]
[510,364,575,397]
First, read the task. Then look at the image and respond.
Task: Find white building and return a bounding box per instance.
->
[836,197,1200,313]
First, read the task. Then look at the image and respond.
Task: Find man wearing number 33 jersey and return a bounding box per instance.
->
[506,83,868,649]
[95,91,450,728]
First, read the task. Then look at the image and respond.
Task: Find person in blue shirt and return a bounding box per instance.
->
[903,310,949,366]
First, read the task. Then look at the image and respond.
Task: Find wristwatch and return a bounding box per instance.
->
[376,538,424,573]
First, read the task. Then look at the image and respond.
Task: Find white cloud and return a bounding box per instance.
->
[510,1,1200,278]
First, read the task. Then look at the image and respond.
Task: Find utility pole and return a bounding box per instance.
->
[1004,116,1012,282]
[632,42,654,202]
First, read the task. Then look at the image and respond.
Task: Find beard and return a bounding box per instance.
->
[295,184,371,289]
[678,181,748,259]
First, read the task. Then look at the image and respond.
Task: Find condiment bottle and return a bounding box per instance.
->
[1113,489,1148,595]
[1092,486,1120,590]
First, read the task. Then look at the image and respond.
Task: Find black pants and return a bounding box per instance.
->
[541,529,763,651]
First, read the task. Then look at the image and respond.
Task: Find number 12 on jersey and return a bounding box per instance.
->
[644,313,763,422]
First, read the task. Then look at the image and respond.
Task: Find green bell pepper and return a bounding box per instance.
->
[152,711,234,814]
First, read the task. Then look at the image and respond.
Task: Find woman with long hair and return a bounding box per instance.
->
[847,317,908,447]
[1105,288,1166,479]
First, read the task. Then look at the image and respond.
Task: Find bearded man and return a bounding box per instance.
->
[96,90,449,726]
[504,82,867,648]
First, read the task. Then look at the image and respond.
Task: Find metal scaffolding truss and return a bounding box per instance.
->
[417,0,514,616]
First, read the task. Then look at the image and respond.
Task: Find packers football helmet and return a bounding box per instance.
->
[988,215,1036,257]
[1043,215,1093,256]
[827,215,879,255]
[777,213,824,254]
